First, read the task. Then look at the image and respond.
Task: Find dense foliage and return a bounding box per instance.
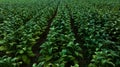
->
[0,0,120,67]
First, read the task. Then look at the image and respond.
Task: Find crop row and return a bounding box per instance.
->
[0,0,59,67]
[66,0,120,67]
[0,0,120,67]
[34,1,82,67]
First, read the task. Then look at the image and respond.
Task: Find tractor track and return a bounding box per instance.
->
[20,6,59,67]
[28,1,60,67]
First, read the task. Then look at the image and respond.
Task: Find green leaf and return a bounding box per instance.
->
[0,46,7,51]
[88,63,97,67]
[45,56,52,61]
[19,50,24,54]
[61,49,67,56]
[107,62,115,67]
[27,50,35,57]
[71,64,79,67]
[22,55,30,64]
[0,40,5,45]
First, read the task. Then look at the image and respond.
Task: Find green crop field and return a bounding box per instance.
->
[0,0,37,3]
[0,0,120,67]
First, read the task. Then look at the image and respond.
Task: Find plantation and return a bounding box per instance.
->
[0,0,120,67]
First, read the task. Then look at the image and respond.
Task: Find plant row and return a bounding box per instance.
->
[34,1,83,67]
[66,0,120,67]
[0,0,59,66]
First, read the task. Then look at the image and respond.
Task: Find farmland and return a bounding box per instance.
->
[0,0,120,67]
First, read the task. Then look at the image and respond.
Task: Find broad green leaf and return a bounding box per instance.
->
[22,55,30,64]
[0,40,5,44]
[0,46,7,51]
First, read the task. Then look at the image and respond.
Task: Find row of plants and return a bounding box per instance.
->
[67,0,120,67]
[34,1,83,67]
[0,0,59,66]
[0,0,119,67]
[0,0,54,24]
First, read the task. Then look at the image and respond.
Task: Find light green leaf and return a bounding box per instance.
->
[0,46,7,51]
[0,40,5,44]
